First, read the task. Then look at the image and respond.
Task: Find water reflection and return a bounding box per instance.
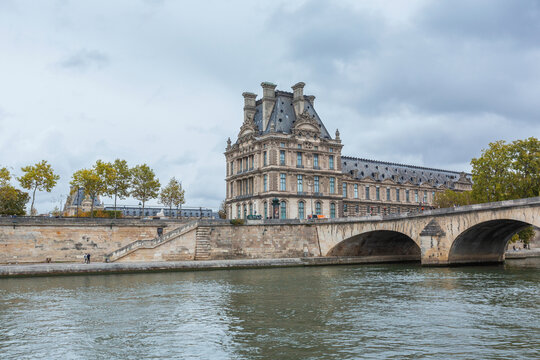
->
[1,259,539,359]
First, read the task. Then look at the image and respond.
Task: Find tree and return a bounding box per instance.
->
[218,200,227,219]
[95,159,132,218]
[0,166,11,186]
[70,168,105,218]
[434,189,475,208]
[159,177,185,218]
[18,160,60,215]
[131,164,160,217]
[0,185,30,215]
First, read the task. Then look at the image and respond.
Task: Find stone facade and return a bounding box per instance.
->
[225,82,472,220]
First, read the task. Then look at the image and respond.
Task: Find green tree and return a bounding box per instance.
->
[160,177,185,218]
[94,159,132,218]
[18,160,60,215]
[131,164,160,217]
[0,166,11,186]
[434,189,475,209]
[218,200,227,219]
[70,168,105,218]
[0,185,30,215]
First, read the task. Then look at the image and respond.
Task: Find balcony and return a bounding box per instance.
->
[313,166,320,170]
[235,194,252,200]
[297,191,307,196]
[296,165,304,168]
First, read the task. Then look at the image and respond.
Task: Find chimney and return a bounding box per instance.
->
[261,82,277,131]
[242,92,257,123]
[292,82,305,116]
[306,95,315,107]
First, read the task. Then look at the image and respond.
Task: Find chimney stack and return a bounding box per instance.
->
[291,82,305,116]
[242,92,257,123]
[261,82,277,131]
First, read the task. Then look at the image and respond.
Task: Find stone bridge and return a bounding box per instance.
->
[106,197,540,266]
[315,197,540,265]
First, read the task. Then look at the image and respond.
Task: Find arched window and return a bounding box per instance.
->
[330,203,336,218]
[263,201,267,219]
[280,201,287,219]
[298,201,305,219]
[249,203,253,216]
[316,201,322,215]
[243,204,247,219]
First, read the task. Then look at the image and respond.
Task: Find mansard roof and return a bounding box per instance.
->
[252,90,332,139]
[341,156,472,189]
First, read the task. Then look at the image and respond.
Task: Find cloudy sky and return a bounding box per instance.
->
[1,0,539,213]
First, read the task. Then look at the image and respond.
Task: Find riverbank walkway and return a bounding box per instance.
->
[1,250,538,278]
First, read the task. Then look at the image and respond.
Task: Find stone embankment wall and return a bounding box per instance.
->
[0,217,189,264]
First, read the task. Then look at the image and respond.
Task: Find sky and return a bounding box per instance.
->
[1,0,539,213]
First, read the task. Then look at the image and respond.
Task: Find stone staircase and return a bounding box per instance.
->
[194,226,212,260]
[106,220,199,262]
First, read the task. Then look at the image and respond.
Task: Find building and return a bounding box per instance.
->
[102,205,214,219]
[224,82,472,219]
[63,187,104,216]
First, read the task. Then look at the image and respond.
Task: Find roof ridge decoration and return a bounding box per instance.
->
[237,111,257,142]
[341,155,470,176]
[292,109,321,137]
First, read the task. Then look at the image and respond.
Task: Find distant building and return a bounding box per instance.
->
[103,205,214,218]
[63,187,103,216]
[224,82,472,219]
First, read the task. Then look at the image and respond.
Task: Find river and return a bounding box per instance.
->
[1,259,539,359]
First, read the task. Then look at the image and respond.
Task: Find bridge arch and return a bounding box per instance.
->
[326,230,421,262]
[448,218,538,264]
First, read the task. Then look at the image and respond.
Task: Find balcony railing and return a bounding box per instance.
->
[296,165,304,168]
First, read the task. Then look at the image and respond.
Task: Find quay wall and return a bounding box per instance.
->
[0,217,188,264]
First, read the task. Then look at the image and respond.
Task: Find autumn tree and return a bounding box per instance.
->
[70,168,105,218]
[0,166,11,186]
[131,164,160,217]
[0,185,29,215]
[434,190,475,209]
[159,177,185,218]
[18,160,60,215]
[95,159,131,218]
[218,200,227,219]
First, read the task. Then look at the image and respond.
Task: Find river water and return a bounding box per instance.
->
[1,259,539,359]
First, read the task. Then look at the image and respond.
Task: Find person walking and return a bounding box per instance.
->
[83,253,88,264]
[87,253,91,264]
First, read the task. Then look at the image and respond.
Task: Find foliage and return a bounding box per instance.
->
[18,160,60,215]
[96,159,132,217]
[230,219,244,226]
[0,166,11,186]
[159,177,185,216]
[70,168,106,218]
[50,206,62,217]
[509,227,536,245]
[471,137,539,202]
[70,210,123,218]
[434,190,475,209]
[0,185,30,215]
[131,164,160,215]
[218,200,227,219]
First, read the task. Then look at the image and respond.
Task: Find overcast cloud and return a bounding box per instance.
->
[1,0,539,213]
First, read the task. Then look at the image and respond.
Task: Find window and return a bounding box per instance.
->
[365,186,370,199]
[396,188,400,202]
[314,146,318,150]
[280,201,287,219]
[297,175,303,192]
[330,203,336,218]
[243,204,247,219]
[297,152,302,166]
[344,204,348,213]
[298,201,305,219]
[263,202,267,219]
[263,175,268,192]
[263,151,267,166]
[280,142,285,148]
[329,148,333,153]
[432,191,436,202]
[280,173,286,191]
[314,176,319,193]
[387,188,391,201]
[280,150,285,165]
[342,182,347,197]
[354,184,358,198]
[314,154,319,168]
[329,155,334,169]
[330,177,335,194]
[424,191,428,203]
[298,144,302,149]
[231,161,234,175]
[237,205,240,218]
[316,201,322,215]
[415,190,419,203]
[249,203,253,216]
[355,205,359,213]
[376,186,380,200]
[406,190,410,202]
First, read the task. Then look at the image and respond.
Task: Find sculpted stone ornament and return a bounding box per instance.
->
[226,137,232,150]
[237,113,257,142]
[335,129,340,141]
[292,109,320,137]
